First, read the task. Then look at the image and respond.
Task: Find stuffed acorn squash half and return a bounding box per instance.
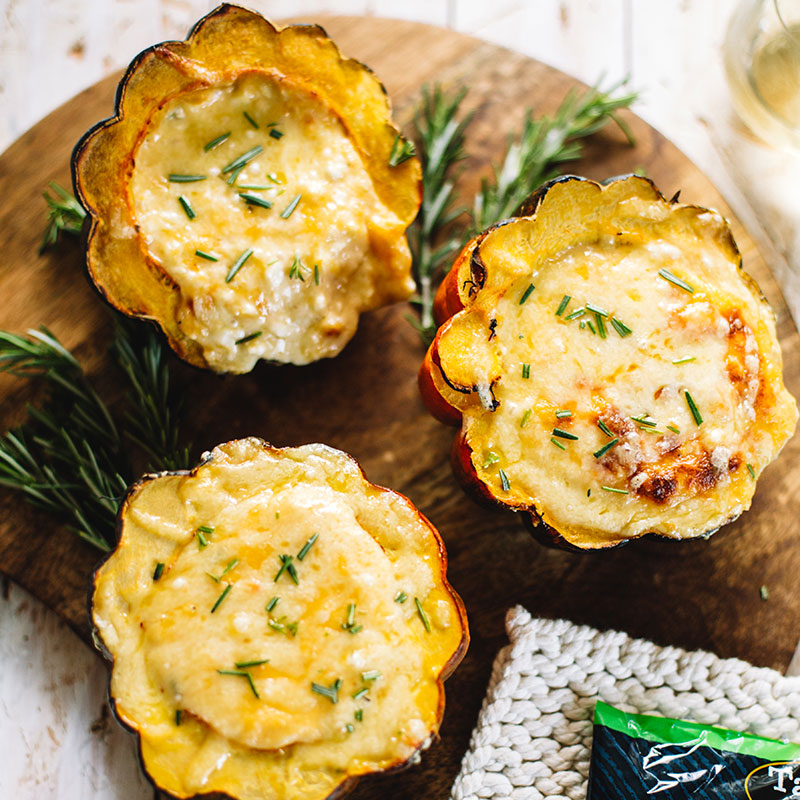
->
[73,4,421,373]
[420,175,797,550]
[91,438,467,800]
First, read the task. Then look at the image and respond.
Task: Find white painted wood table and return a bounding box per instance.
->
[2,0,800,796]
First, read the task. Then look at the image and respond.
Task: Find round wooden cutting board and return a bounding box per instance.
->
[1,16,800,800]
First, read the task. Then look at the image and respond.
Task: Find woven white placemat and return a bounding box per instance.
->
[451,606,800,800]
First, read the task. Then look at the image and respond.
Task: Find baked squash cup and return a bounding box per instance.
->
[91,438,467,800]
[73,4,421,373]
[420,175,797,550]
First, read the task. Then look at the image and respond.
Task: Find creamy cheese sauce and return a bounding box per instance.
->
[438,204,797,545]
[130,73,412,371]
[92,440,462,799]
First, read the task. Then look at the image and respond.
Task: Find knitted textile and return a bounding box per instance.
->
[451,607,800,800]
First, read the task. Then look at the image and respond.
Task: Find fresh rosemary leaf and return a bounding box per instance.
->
[266,597,279,613]
[41,182,87,252]
[552,428,578,440]
[597,419,614,438]
[555,295,571,316]
[521,409,532,428]
[585,302,608,317]
[314,264,320,285]
[672,356,695,364]
[153,562,165,581]
[610,317,632,337]
[243,111,259,129]
[239,193,273,209]
[601,485,629,495]
[595,314,607,339]
[519,283,536,304]
[178,195,196,220]
[499,468,511,491]
[169,174,207,183]
[521,363,531,379]
[222,146,264,174]
[204,132,231,151]
[218,669,260,699]
[297,533,318,561]
[658,268,695,294]
[361,670,381,681]
[747,463,756,479]
[235,331,262,345]
[195,250,220,261]
[415,597,432,632]
[685,390,703,425]
[311,680,340,703]
[353,688,368,701]
[394,591,408,603]
[211,584,232,613]
[280,194,302,219]
[556,410,573,419]
[355,709,364,721]
[667,425,681,435]
[550,437,566,451]
[269,128,284,140]
[226,248,254,283]
[593,438,619,458]
[586,319,597,335]
[565,308,586,321]
[389,134,416,167]
[235,658,269,668]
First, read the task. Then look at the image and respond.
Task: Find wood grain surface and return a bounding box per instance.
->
[1,16,799,800]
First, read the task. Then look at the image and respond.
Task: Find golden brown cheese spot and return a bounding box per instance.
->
[92,440,464,800]
[130,72,413,372]
[438,191,797,545]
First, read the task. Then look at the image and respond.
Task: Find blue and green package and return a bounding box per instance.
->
[588,701,800,799]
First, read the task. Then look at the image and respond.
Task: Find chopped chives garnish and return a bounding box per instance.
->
[268,619,285,632]
[355,709,364,722]
[204,132,231,151]
[198,525,215,534]
[747,463,756,479]
[610,317,632,337]
[269,128,284,140]
[168,174,207,182]
[197,530,209,549]
[211,584,232,613]
[586,319,597,335]
[631,415,657,427]
[521,363,531,379]
[658,268,695,294]
[520,409,532,428]
[218,669,259,699]
[595,314,607,339]
[672,356,695,364]
[346,723,355,733]
[288,256,308,281]
[225,248,253,283]
[394,591,407,603]
[598,419,614,437]
[519,283,535,304]
[499,468,510,491]
[415,597,432,632]
[266,596,279,612]
[153,562,164,581]
[565,307,586,320]
[175,709,182,725]
[314,263,320,285]
[666,425,681,434]
[178,195,196,220]
[585,302,608,317]
[601,485,629,494]
[556,410,572,419]
[552,428,578,440]
[280,193,302,219]
[195,249,219,261]
[361,670,381,681]
[353,688,369,701]
[243,110,259,128]
[311,680,340,703]
[593,438,619,458]
[388,134,416,166]
[348,625,363,635]
[222,145,264,174]
[235,331,262,345]
[579,321,586,329]
[685,390,703,425]
[482,452,500,469]
[342,603,359,633]
[550,437,566,450]
[555,295,571,316]
[239,193,273,209]
[235,659,269,668]
[274,554,299,584]
[297,533,318,561]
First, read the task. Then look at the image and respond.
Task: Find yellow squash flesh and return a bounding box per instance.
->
[423,175,798,549]
[92,438,467,800]
[73,4,421,372]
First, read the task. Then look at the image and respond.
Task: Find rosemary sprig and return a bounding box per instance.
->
[41,182,86,252]
[0,328,128,550]
[471,79,636,233]
[406,79,636,342]
[407,85,472,343]
[111,318,191,471]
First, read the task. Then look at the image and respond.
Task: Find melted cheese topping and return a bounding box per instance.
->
[436,193,797,547]
[92,439,463,800]
[130,72,413,372]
